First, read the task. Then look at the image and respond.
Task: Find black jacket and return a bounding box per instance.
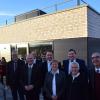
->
[67,74,89,100]
[63,58,87,77]
[20,63,42,94]
[6,59,25,87]
[43,70,67,100]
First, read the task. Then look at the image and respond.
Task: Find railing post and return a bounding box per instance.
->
[6,20,7,25]
[55,4,58,12]
[77,0,80,5]
[15,17,16,22]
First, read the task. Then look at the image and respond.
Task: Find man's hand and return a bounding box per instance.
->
[51,95,58,100]
[28,85,34,90]
[24,86,29,91]
[24,85,34,91]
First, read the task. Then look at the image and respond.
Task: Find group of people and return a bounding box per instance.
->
[2,49,100,100]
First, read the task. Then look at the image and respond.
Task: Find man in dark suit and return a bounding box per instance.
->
[42,50,53,76]
[20,54,42,100]
[63,49,87,77]
[89,52,100,100]
[40,52,46,63]
[42,50,61,81]
[31,50,41,64]
[43,60,66,100]
[67,62,88,100]
[42,50,61,83]
[6,51,25,100]
[41,50,54,99]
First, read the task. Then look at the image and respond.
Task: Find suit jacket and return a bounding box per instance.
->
[88,67,95,90]
[20,63,42,94]
[6,59,25,87]
[43,70,67,100]
[0,61,7,76]
[63,58,87,77]
[67,74,88,100]
[33,58,41,65]
[88,67,97,100]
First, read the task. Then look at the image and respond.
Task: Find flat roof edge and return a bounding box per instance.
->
[87,5,100,15]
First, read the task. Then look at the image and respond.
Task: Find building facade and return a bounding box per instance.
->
[0,4,99,66]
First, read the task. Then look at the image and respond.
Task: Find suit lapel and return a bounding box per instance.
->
[56,73,59,94]
[25,64,29,84]
[50,73,53,94]
[65,60,69,75]
[45,61,48,72]
[11,61,15,73]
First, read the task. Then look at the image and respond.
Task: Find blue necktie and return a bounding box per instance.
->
[96,69,99,73]
[71,60,73,62]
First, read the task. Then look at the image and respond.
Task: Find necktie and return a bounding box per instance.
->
[71,60,73,62]
[96,69,99,73]
[14,62,17,71]
[28,66,32,85]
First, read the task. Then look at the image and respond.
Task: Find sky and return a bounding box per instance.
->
[0,0,99,25]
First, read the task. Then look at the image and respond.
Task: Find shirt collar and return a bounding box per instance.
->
[47,60,52,63]
[51,69,59,75]
[69,59,76,62]
[95,67,100,73]
[28,64,33,68]
[72,72,80,80]
[33,59,36,64]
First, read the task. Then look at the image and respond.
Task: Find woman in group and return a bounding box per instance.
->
[43,60,66,100]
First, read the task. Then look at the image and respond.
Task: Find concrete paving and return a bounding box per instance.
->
[0,83,43,100]
[0,83,12,100]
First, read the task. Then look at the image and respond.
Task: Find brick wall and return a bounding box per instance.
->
[0,5,87,43]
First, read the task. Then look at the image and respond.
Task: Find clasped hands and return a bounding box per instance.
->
[24,85,34,91]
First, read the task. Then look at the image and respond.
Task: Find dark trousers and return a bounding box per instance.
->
[10,86,25,100]
[0,75,3,84]
[25,89,39,100]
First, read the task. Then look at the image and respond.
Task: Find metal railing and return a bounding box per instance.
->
[0,0,87,26]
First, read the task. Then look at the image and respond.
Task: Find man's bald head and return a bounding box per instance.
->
[26,54,33,65]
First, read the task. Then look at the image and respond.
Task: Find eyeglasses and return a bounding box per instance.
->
[91,56,100,59]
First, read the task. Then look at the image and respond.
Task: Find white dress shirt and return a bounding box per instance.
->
[72,72,80,80]
[52,69,59,96]
[68,59,76,74]
[47,60,52,72]
[33,59,36,64]
[28,64,33,69]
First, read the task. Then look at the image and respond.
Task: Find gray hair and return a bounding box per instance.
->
[70,62,80,70]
